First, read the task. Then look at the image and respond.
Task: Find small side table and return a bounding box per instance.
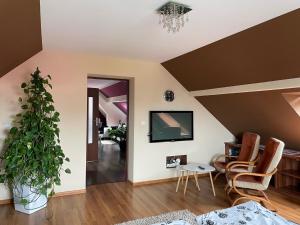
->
[181,163,216,196]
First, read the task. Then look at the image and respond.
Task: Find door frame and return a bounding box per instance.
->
[86,76,131,182]
[87,88,100,162]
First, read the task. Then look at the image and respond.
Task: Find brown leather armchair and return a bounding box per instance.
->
[226,137,284,209]
[213,132,260,180]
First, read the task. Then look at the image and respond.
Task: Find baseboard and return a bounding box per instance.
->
[0,199,13,205]
[0,189,86,205]
[53,189,86,198]
[130,173,209,187]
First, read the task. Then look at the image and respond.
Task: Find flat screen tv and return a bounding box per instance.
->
[149,111,194,143]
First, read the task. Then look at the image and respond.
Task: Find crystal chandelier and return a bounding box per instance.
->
[157,1,192,33]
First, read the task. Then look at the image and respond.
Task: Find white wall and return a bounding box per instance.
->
[97,93,127,126]
[0,50,234,200]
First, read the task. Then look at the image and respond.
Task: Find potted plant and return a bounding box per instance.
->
[108,123,127,152]
[0,68,71,214]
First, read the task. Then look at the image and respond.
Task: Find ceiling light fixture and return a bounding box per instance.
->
[157,1,192,33]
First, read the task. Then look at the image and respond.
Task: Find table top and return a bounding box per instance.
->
[181,163,215,173]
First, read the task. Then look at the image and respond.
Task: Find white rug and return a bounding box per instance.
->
[101,140,117,145]
[115,210,197,225]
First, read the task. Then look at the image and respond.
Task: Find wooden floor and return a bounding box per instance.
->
[0,177,299,225]
[86,141,126,186]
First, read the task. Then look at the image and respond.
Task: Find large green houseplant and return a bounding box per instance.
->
[0,68,70,214]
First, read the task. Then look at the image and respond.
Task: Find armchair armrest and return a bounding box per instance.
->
[225,163,256,179]
[227,162,256,170]
[226,163,256,176]
[226,160,254,170]
[225,154,259,171]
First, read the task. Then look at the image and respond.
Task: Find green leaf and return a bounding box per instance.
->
[49,190,55,197]
[9,127,18,135]
[21,105,28,109]
[48,105,55,111]
[35,67,40,75]
[65,168,71,174]
[20,198,29,205]
[0,175,5,183]
[65,157,70,162]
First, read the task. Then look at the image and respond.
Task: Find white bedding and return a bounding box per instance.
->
[196,201,297,225]
[152,220,191,225]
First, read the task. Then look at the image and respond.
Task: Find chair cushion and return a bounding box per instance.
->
[227,172,266,190]
[255,139,279,174]
[228,172,261,183]
[238,132,259,161]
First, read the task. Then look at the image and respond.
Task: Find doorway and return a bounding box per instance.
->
[86,77,129,186]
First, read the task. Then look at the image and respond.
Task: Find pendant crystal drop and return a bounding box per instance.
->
[158,2,191,33]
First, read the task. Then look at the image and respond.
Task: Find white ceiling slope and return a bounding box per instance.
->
[40,0,300,62]
[87,78,119,89]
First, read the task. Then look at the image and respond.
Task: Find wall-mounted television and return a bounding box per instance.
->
[149,111,194,143]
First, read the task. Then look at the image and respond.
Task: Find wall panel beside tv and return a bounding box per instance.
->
[149,111,194,143]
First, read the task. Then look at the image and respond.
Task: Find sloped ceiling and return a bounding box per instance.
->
[197,88,300,150]
[100,81,128,98]
[163,9,300,91]
[0,0,42,78]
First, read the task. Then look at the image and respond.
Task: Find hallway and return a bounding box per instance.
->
[86,141,126,186]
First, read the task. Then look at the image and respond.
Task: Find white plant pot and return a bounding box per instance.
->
[13,184,47,214]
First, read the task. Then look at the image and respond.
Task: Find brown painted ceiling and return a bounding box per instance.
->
[162,9,300,91]
[0,0,42,78]
[197,88,300,150]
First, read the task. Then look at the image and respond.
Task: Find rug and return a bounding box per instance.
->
[101,140,117,145]
[115,210,197,225]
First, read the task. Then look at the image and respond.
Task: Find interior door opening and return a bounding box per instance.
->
[86,77,129,186]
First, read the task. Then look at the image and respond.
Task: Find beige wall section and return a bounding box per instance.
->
[0,50,233,200]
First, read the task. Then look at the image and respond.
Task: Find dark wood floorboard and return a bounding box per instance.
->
[86,141,126,186]
[0,177,299,225]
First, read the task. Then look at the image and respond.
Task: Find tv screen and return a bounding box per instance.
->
[149,111,193,143]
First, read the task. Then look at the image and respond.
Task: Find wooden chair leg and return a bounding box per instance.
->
[224,183,229,191]
[260,191,277,212]
[230,186,277,211]
[226,186,233,196]
[232,196,248,206]
[214,172,222,181]
[226,190,234,205]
